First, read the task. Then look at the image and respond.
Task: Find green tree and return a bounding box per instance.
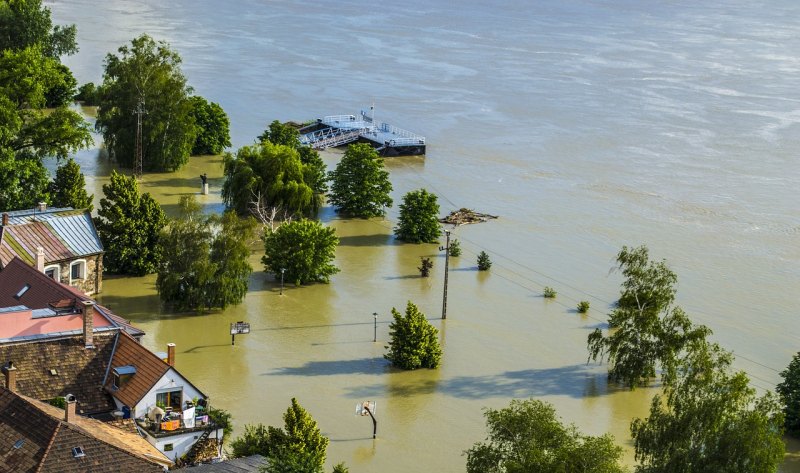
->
[331,463,349,473]
[327,143,392,218]
[0,151,49,210]
[477,251,491,271]
[0,0,77,57]
[189,95,231,155]
[50,157,93,211]
[44,63,77,107]
[631,343,784,473]
[75,82,100,106]
[587,246,710,388]
[394,189,440,243]
[262,448,324,473]
[207,407,233,442]
[258,120,327,205]
[777,352,800,436]
[96,170,166,275]
[96,34,196,171]
[230,424,279,458]
[262,219,339,285]
[384,301,442,370]
[157,196,255,311]
[222,142,315,217]
[448,239,462,257]
[258,120,301,147]
[465,399,626,473]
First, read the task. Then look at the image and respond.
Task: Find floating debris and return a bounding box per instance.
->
[439,208,498,226]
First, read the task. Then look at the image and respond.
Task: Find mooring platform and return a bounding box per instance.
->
[299,110,426,156]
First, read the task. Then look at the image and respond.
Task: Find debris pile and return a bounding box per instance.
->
[439,208,498,226]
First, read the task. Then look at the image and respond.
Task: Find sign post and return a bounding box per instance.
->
[230,321,250,346]
[356,400,377,438]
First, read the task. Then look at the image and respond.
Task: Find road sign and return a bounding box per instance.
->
[230,321,250,335]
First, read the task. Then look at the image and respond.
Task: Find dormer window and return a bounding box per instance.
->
[112,366,136,389]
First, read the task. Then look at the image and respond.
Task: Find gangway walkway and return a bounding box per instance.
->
[298,110,426,156]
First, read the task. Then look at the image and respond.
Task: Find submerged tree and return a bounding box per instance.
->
[189,95,231,155]
[327,143,392,218]
[631,342,785,473]
[50,158,93,211]
[394,188,440,243]
[466,399,626,473]
[477,251,492,271]
[262,219,339,285]
[95,170,166,275]
[385,301,442,370]
[777,352,800,436]
[96,34,196,171]
[587,245,710,388]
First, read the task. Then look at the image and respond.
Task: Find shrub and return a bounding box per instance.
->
[477,251,491,271]
[418,257,433,277]
[448,239,462,257]
[543,286,557,298]
[577,301,590,313]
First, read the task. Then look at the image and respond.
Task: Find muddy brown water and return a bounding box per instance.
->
[47,1,800,470]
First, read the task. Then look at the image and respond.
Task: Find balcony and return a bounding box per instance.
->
[135,406,216,438]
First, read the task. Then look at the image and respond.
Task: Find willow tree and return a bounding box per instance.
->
[96,34,196,171]
[222,141,315,217]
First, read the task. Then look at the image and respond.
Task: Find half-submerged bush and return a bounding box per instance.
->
[543,286,557,299]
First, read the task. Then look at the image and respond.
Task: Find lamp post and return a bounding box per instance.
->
[439,229,451,320]
[373,312,378,342]
[280,268,285,295]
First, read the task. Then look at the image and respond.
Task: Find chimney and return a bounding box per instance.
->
[37,202,46,212]
[65,394,76,422]
[1,213,7,226]
[2,361,17,392]
[36,247,45,272]
[81,301,94,348]
[167,343,176,367]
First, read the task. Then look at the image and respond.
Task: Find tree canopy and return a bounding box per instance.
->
[631,343,785,473]
[587,245,710,388]
[156,196,256,312]
[50,157,93,211]
[222,142,316,217]
[189,95,231,155]
[96,34,196,172]
[262,219,339,285]
[777,352,800,436]
[394,188,441,243]
[0,0,78,57]
[95,170,166,275]
[327,143,392,218]
[465,398,626,473]
[384,301,442,370]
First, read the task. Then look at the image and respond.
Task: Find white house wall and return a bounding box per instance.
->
[132,367,205,418]
[146,427,224,462]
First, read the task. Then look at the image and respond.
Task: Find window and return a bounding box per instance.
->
[112,366,136,389]
[70,260,86,282]
[44,265,60,283]
[156,389,182,411]
[71,446,85,458]
[14,284,30,300]
[163,443,173,452]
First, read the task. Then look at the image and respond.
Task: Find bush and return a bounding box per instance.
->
[385,301,442,370]
[448,239,462,257]
[577,301,590,313]
[543,286,557,298]
[477,251,491,271]
[418,257,433,277]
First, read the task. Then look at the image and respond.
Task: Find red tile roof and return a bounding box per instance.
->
[105,332,171,408]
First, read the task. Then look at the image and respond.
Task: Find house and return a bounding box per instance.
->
[0,205,104,295]
[173,455,267,472]
[0,257,224,464]
[0,384,172,472]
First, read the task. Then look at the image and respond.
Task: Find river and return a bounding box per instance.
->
[49,0,800,471]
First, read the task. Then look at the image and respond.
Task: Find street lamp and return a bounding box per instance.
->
[373,312,378,342]
[439,229,451,319]
[280,268,286,295]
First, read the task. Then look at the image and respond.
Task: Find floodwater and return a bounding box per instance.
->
[49,0,800,471]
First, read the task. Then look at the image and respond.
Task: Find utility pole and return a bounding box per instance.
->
[133,96,146,179]
[439,229,451,319]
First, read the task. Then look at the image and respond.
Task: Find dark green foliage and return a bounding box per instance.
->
[631,343,785,473]
[448,239,462,257]
[189,95,231,155]
[465,399,626,473]
[44,63,76,107]
[207,407,233,442]
[0,151,49,210]
[477,251,491,271]
[75,82,100,105]
[577,301,590,313]
[543,286,557,298]
[96,34,196,172]
[327,143,392,218]
[50,158,93,211]
[156,195,255,312]
[394,189,440,243]
[777,352,800,436]
[222,142,315,217]
[587,245,711,389]
[331,463,349,473]
[258,120,301,147]
[96,170,166,275]
[0,0,78,58]
[418,257,433,277]
[384,301,442,370]
[262,219,339,285]
[48,397,66,409]
[232,398,329,472]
